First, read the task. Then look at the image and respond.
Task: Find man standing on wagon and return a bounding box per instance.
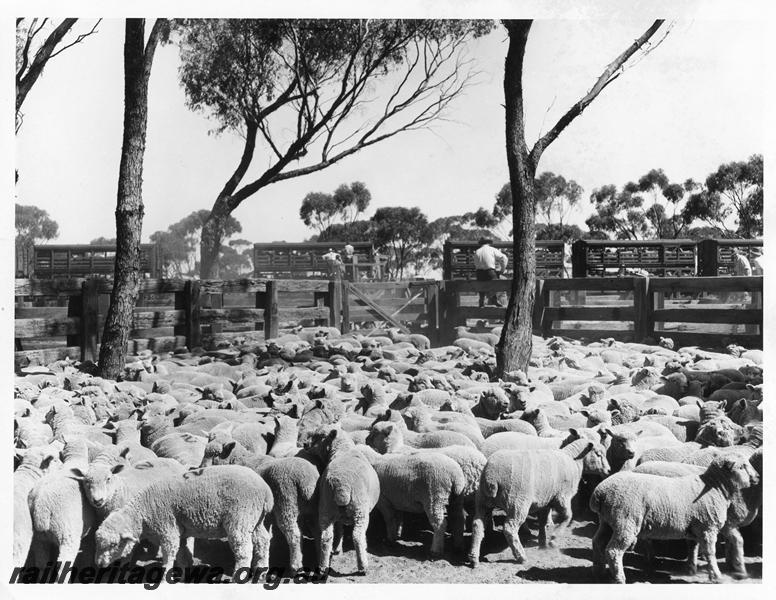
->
[474,237,508,307]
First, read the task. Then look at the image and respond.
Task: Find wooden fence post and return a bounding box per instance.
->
[633,276,650,343]
[264,280,279,340]
[426,282,440,346]
[328,279,342,330]
[175,280,200,350]
[438,281,456,345]
[532,279,545,334]
[80,279,100,362]
[340,281,351,334]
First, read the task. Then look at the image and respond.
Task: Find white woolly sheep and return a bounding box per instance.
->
[469,437,610,566]
[94,465,273,577]
[306,425,380,575]
[589,455,759,583]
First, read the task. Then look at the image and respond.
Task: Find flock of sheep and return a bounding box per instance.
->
[13,324,763,583]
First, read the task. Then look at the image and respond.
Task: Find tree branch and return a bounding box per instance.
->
[16,18,77,111]
[48,19,101,60]
[529,20,665,168]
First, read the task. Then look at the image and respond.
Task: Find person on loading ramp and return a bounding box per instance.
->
[474,237,508,307]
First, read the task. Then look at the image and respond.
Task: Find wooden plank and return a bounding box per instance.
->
[199,279,267,294]
[542,277,636,291]
[15,278,85,296]
[199,308,265,324]
[347,283,410,334]
[200,330,266,349]
[15,346,82,370]
[15,307,68,319]
[279,306,330,322]
[349,308,428,322]
[276,280,333,292]
[652,308,762,325]
[544,306,636,322]
[264,280,278,339]
[15,317,80,338]
[649,276,762,293]
[132,309,185,328]
[184,280,201,349]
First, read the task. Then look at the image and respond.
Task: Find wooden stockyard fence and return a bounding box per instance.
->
[15,275,762,371]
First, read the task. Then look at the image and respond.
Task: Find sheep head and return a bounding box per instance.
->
[71,463,126,510]
[695,416,741,447]
[478,387,510,419]
[95,514,139,567]
[366,421,402,454]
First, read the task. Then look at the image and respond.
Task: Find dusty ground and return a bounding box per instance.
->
[180,505,762,585]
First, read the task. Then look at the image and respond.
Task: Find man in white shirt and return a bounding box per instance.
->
[322,248,343,279]
[474,238,508,307]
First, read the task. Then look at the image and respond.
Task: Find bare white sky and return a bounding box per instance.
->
[14,17,763,245]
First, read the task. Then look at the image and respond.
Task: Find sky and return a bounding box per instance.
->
[14,17,764,247]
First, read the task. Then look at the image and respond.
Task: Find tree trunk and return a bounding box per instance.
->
[496,21,536,377]
[98,19,160,379]
[199,197,233,279]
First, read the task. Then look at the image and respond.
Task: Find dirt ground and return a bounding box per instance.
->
[181,505,761,585]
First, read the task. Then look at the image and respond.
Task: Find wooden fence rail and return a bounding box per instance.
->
[15,275,763,370]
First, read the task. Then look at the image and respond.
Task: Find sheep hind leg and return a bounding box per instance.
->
[548,496,573,547]
[468,498,491,568]
[536,507,551,548]
[276,515,303,572]
[591,521,612,579]
[605,530,636,584]
[426,504,448,559]
[352,514,370,575]
[251,516,272,570]
[332,521,344,556]
[449,496,466,553]
[377,500,400,545]
[722,527,747,579]
[318,518,335,574]
[502,509,528,564]
[228,534,254,580]
[686,539,699,576]
[699,531,723,582]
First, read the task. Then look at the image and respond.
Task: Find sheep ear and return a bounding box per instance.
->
[569,428,580,438]
[746,384,755,391]
[315,399,324,409]
[580,410,590,417]
[70,467,86,480]
[111,463,126,475]
[40,455,55,470]
[327,429,338,441]
[119,447,130,458]
[719,400,727,410]
[164,407,176,416]
[602,428,613,438]
[696,399,704,409]
[635,430,644,437]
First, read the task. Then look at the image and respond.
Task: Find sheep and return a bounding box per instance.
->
[470,387,510,420]
[599,426,681,472]
[306,425,380,575]
[402,405,484,448]
[14,449,58,567]
[365,420,475,453]
[70,458,186,519]
[28,439,97,567]
[694,416,742,447]
[358,446,466,556]
[632,450,763,579]
[638,414,699,442]
[520,408,567,438]
[94,465,273,577]
[589,455,759,583]
[468,437,610,567]
[199,436,319,572]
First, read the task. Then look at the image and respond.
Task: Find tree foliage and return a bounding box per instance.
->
[15,203,59,275]
[372,206,434,279]
[150,209,243,277]
[300,181,372,233]
[90,236,117,245]
[682,154,762,238]
[167,18,494,277]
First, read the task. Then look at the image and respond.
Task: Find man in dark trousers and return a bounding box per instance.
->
[474,237,508,307]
